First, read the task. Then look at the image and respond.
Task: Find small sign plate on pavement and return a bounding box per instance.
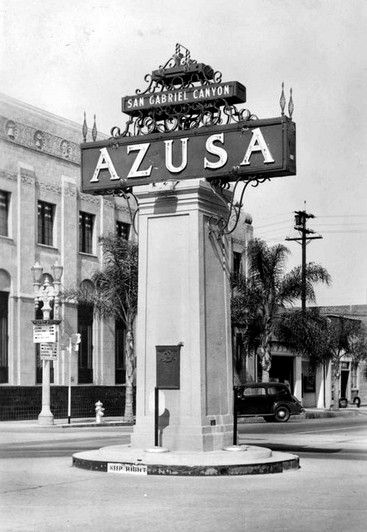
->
[107,463,148,475]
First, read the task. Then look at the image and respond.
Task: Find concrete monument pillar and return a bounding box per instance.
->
[131,179,234,452]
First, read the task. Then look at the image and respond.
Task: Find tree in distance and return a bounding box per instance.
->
[65,234,138,421]
[231,238,331,382]
[277,310,367,409]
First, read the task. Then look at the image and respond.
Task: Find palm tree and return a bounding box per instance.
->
[232,238,331,382]
[65,234,138,421]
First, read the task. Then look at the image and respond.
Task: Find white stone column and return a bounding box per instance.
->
[38,359,54,425]
[130,179,233,452]
[316,364,325,408]
[293,356,302,402]
[324,361,332,409]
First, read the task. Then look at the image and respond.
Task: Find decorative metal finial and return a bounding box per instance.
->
[288,88,294,119]
[92,114,97,141]
[82,111,88,142]
[280,82,286,116]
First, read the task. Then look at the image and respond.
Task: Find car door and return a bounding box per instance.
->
[239,385,268,415]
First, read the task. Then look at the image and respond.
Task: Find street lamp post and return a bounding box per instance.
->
[31,261,63,426]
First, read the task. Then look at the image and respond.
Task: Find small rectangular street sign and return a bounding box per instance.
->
[81,116,296,193]
[40,342,58,360]
[33,323,58,343]
[107,463,148,475]
[122,81,246,116]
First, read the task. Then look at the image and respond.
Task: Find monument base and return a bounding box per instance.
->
[72,444,300,476]
[131,417,233,452]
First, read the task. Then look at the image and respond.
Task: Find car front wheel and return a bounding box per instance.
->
[274,406,290,422]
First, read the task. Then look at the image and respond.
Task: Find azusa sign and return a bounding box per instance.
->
[81,116,295,194]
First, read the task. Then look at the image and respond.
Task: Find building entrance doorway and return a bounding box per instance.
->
[270,356,294,392]
[341,369,349,398]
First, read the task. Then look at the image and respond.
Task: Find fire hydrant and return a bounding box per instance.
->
[95,400,105,424]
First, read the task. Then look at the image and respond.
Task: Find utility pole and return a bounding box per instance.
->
[286,208,322,314]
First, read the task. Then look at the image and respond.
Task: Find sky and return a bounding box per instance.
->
[1,0,366,306]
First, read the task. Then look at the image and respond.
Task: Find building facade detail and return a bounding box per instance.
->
[1,114,80,164]
[0,93,133,404]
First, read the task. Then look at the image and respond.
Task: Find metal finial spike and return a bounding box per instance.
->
[82,111,88,142]
[175,43,180,55]
[288,88,294,119]
[280,82,286,116]
[92,114,97,141]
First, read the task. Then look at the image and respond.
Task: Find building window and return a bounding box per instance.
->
[0,191,10,237]
[79,212,94,254]
[233,251,242,277]
[116,221,130,241]
[351,364,358,389]
[78,303,93,383]
[115,319,126,384]
[38,201,55,246]
[0,291,9,383]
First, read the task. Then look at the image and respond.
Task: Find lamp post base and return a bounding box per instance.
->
[38,412,54,426]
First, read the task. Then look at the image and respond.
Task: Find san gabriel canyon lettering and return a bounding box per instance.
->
[124,84,232,110]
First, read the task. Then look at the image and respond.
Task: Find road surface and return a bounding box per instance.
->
[0,416,366,531]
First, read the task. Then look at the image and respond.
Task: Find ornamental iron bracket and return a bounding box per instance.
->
[108,43,260,140]
[208,173,271,237]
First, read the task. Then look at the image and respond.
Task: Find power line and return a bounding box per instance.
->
[319,230,367,234]
[317,214,367,219]
[255,220,290,229]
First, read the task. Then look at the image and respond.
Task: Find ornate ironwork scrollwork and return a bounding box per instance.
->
[208,174,271,237]
[110,43,258,140]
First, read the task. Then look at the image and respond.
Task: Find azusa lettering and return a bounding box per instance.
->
[89,128,274,184]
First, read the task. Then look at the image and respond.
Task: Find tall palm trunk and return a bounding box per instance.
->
[259,313,272,382]
[259,345,271,382]
[124,324,135,421]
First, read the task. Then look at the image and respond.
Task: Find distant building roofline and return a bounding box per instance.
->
[0,92,108,138]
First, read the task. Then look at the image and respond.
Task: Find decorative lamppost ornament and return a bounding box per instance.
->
[31,261,63,425]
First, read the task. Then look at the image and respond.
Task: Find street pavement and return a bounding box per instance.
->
[0,414,366,531]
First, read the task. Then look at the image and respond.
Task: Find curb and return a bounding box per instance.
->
[72,452,300,476]
[59,421,134,428]
[305,409,366,419]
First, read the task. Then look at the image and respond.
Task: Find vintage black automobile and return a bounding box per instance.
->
[234,382,304,422]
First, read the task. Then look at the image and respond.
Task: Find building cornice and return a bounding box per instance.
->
[0,114,81,165]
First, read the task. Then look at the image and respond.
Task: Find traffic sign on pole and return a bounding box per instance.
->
[40,342,58,360]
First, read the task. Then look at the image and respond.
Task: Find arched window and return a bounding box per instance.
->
[0,269,10,384]
[77,280,94,384]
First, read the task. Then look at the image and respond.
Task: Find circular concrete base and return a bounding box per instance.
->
[72,444,299,476]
